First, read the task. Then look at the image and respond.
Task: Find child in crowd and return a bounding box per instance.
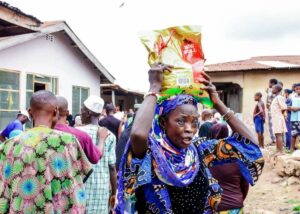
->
[266,79,278,144]
[291,83,297,98]
[253,92,266,148]
[271,84,287,153]
[284,89,293,149]
[198,109,213,138]
[288,83,300,151]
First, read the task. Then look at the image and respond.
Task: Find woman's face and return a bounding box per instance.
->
[163,104,199,149]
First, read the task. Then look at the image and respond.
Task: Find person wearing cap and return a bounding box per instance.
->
[0,110,30,142]
[99,103,121,141]
[76,95,117,214]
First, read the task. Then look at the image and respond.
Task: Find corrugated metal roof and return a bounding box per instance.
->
[101,84,145,96]
[0,1,42,25]
[206,56,300,72]
[256,61,300,68]
[0,21,115,83]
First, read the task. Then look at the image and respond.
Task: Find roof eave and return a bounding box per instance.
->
[100,84,144,96]
[0,21,115,83]
[62,22,115,83]
[0,3,42,31]
[206,66,300,73]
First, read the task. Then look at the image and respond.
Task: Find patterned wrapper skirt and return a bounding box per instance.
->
[218,208,244,214]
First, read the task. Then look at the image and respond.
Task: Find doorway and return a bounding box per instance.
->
[214,82,243,113]
[118,100,124,112]
[34,82,46,92]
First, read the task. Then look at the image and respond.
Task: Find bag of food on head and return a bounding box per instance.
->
[140,25,213,107]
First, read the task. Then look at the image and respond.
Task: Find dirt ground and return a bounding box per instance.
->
[244,155,300,214]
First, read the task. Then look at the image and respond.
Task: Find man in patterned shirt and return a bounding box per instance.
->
[0,90,92,213]
[77,95,117,214]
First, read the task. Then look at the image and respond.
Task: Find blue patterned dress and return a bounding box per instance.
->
[115,95,264,214]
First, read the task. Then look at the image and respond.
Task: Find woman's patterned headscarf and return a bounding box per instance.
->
[153,94,198,136]
[149,94,200,187]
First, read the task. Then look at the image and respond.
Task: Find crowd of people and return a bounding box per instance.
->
[0,64,265,213]
[252,79,300,155]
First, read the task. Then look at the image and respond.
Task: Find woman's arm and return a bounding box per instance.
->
[109,164,117,209]
[215,100,257,143]
[130,64,172,158]
[200,71,258,144]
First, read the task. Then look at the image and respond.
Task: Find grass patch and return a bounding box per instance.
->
[287,199,300,204]
[293,205,300,212]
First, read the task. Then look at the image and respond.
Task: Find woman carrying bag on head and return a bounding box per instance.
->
[115,64,264,214]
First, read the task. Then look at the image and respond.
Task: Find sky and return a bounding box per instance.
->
[6,0,300,92]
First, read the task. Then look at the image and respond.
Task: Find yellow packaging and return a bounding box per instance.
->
[140,25,213,107]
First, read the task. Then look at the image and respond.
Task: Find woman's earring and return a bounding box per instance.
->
[162,129,166,138]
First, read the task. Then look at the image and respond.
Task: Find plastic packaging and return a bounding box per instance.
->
[140,25,213,107]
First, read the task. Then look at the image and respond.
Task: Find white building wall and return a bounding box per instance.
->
[0,32,100,113]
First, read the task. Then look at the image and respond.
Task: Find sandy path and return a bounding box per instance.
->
[244,159,300,214]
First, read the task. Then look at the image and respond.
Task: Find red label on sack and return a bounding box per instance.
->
[181,40,203,64]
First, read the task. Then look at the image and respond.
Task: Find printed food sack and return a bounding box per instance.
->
[140,25,213,107]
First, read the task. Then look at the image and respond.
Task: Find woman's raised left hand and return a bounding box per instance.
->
[198,71,220,106]
[197,71,257,143]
